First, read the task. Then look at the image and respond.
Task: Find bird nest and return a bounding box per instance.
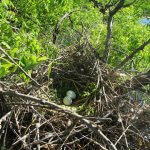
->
[0,45,149,150]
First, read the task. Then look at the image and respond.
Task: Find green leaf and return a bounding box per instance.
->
[0,67,6,78]
[9,48,18,57]
[1,42,10,49]
[20,56,27,67]
[37,56,47,62]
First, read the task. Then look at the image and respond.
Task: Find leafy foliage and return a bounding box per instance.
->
[0,0,150,79]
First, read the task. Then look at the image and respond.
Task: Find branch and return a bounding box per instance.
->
[52,10,80,44]
[0,89,117,150]
[110,0,125,16]
[102,0,125,62]
[102,15,113,62]
[123,0,137,8]
[53,13,70,44]
[0,47,40,87]
[0,47,54,101]
[115,38,150,70]
[90,0,139,63]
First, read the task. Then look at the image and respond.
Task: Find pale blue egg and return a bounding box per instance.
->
[63,96,72,106]
[66,90,76,99]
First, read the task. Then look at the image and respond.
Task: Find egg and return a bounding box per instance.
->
[66,90,76,99]
[63,96,72,106]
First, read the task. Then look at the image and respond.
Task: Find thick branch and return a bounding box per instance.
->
[110,0,125,16]
[0,89,117,150]
[115,38,150,70]
[90,0,138,63]
[102,0,126,62]
[102,15,113,62]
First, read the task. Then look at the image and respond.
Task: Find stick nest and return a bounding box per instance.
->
[0,45,149,150]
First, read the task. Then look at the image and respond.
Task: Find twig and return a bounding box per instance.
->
[83,136,108,150]
[36,117,41,150]
[117,113,129,148]
[0,111,11,129]
[115,122,131,146]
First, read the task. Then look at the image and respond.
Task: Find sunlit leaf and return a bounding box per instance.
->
[1,41,10,49]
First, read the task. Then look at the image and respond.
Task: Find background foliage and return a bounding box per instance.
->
[0,0,150,79]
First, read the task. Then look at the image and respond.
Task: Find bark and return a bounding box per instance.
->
[102,15,113,62]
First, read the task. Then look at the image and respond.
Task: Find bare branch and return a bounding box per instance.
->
[115,38,150,70]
